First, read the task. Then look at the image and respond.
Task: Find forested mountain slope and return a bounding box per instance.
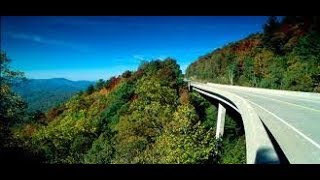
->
[11,58,245,164]
[12,78,92,112]
[186,16,320,92]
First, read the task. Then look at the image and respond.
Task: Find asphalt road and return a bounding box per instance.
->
[198,82,320,163]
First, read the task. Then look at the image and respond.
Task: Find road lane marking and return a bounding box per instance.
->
[263,94,320,104]
[208,84,320,104]
[246,99,320,150]
[238,92,320,113]
[246,91,320,104]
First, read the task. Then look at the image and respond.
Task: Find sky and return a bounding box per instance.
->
[1,16,270,81]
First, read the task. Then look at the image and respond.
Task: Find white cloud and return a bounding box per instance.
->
[133,54,170,61]
[6,32,90,53]
[133,54,145,61]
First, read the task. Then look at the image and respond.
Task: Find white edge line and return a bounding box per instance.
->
[206,83,320,104]
[246,99,320,150]
[238,91,320,113]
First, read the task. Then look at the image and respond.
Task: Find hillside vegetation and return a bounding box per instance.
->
[8,17,315,164]
[186,16,320,92]
[5,57,245,164]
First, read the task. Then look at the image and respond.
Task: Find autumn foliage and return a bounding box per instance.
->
[10,58,234,164]
[186,16,320,92]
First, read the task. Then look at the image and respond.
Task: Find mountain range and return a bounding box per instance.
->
[12,78,93,112]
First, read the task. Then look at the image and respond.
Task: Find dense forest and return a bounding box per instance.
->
[12,78,92,112]
[0,53,245,164]
[186,16,320,92]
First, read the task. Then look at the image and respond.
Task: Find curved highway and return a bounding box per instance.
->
[190,81,320,164]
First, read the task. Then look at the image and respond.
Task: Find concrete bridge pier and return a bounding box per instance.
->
[188,81,191,91]
[216,103,226,139]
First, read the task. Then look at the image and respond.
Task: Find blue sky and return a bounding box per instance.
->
[1,16,269,81]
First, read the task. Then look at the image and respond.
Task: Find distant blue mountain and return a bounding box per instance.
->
[12,78,93,112]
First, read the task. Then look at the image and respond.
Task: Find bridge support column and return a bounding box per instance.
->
[216,103,226,139]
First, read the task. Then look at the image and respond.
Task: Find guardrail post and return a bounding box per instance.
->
[216,103,226,139]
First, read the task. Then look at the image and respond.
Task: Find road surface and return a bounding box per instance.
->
[192,82,320,163]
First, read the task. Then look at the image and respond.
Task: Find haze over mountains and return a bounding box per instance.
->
[12,78,93,112]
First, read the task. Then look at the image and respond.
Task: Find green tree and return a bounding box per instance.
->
[0,52,27,146]
[30,110,47,125]
[262,16,281,52]
[283,56,314,91]
[140,104,216,164]
[135,76,177,106]
[0,52,43,163]
[121,70,132,78]
[113,79,176,163]
[84,133,114,164]
[259,56,287,89]
[86,84,95,95]
[226,62,239,85]
[95,79,105,90]
[262,16,289,55]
